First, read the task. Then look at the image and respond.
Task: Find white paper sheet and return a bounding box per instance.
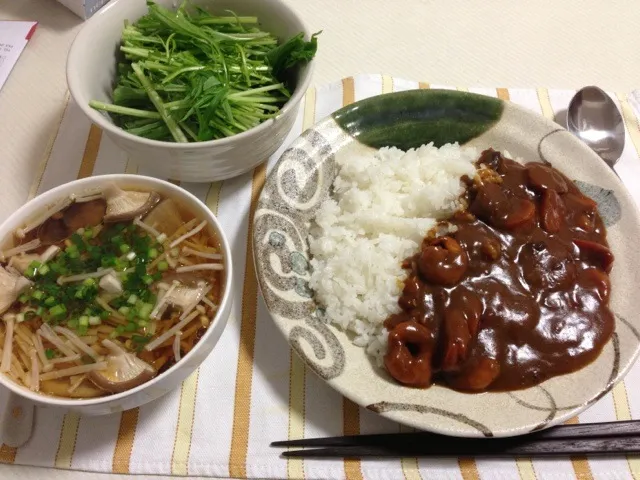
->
[0,21,37,92]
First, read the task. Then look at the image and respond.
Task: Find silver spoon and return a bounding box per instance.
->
[566,86,625,168]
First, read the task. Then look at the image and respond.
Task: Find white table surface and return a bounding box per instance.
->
[1,0,640,478]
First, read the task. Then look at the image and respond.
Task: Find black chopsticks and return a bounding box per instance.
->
[271,420,640,458]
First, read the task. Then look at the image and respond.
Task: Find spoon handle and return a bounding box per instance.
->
[1,391,35,448]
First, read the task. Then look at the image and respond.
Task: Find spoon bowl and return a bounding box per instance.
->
[567,86,625,168]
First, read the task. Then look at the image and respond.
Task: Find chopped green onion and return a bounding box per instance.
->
[157,261,169,272]
[49,304,67,319]
[44,296,56,307]
[70,233,84,246]
[18,293,30,303]
[38,264,50,276]
[120,244,131,254]
[118,306,130,315]
[50,262,63,274]
[82,278,96,287]
[28,260,42,270]
[32,290,44,300]
[79,315,89,327]
[68,318,79,329]
[138,303,153,320]
[127,294,138,305]
[102,256,117,267]
[88,316,101,326]
[125,322,137,332]
[148,248,158,259]
[45,349,56,359]
[142,274,154,285]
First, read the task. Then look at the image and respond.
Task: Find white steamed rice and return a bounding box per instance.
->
[308,142,479,365]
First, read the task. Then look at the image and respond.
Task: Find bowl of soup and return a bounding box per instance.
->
[0,175,233,415]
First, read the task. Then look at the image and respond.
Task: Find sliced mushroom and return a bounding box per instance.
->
[89,340,156,393]
[143,198,184,236]
[160,272,208,289]
[103,185,161,223]
[63,199,107,231]
[38,218,70,245]
[152,280,208,320]
[0,266,32,314]
[40,378,105,399]
[99,272,123,294]
[163,282,206,311]
[8,253,41,275]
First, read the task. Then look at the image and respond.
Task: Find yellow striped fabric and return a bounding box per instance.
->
[77,124,102,179]
[112,409,139,474]
[0,445,17,464]
[170,372,199,475]
[380,75,426,480]
[29,93,71,200]
[399,425,422,480]
[54,412,80,469]
[228,163,267,479]
[533,88,595,480]
[343,397,363,480]
[497,85,539,480]
[169,181,223,476]
[0,92,74,465]
[5,75,640,480]
[286,85,316,480]
[52,116,109,470]
[615,92,640,480]
[338,76,365,480]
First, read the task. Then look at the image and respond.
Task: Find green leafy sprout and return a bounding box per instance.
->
[89,0,320,143]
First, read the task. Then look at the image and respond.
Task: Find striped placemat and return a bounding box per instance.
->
[2,73,640,480]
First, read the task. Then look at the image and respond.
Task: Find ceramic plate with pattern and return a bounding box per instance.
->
[253,88,640,437]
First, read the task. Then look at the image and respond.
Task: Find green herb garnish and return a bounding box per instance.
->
[18,220,168,337]
[88,0,319,142]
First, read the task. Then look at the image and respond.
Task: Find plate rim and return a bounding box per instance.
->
[253,83,640,437]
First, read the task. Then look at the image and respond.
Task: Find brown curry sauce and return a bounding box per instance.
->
[383,149,615,392]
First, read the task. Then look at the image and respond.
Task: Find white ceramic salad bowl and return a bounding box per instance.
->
[67,0,315,182]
